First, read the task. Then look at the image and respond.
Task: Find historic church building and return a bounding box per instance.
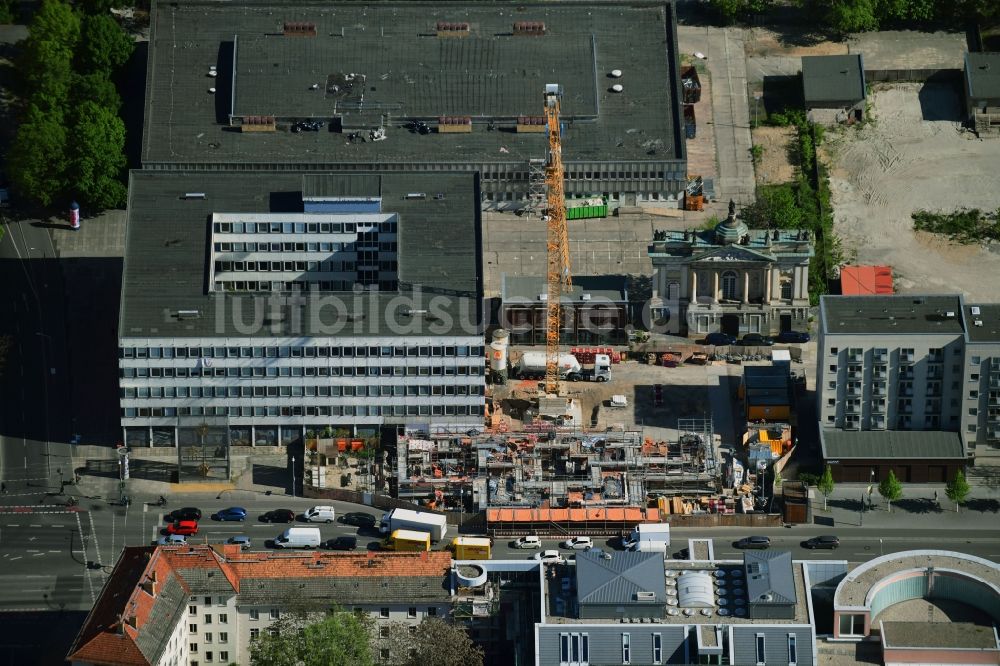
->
[648,202,814,338]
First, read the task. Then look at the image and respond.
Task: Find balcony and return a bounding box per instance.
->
[899,354,915,365]
[845,402,862,414]
[873,354,888,365]
[848,352,864,363]
[872,383,887,397]
[871,401,886,413]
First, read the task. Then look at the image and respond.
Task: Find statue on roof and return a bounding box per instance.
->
[728,199,736,218]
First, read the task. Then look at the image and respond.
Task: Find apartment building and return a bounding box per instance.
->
[119,171,485,448]
[66,545,454,666]
[816,295,1000,481]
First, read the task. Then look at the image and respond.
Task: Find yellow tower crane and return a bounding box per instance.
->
[543,84,571,396]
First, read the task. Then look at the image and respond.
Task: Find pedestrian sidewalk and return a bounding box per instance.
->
[812,484,1000,530]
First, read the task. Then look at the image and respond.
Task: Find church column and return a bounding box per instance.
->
[689,267,698,303]
[795,266,806,300]
[764,267,772,304]
[742,271,750,304]
[713,271,720,303]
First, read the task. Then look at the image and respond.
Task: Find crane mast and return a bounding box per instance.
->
[543,85,571,395]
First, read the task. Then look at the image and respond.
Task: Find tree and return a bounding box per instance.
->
[249,610,374,666]
[878,470,903,513]
[71,72,122,110]
[708,0,772,23]
[385,618,484,666]
[68,101,128,210]
[825,0,880,33]
[78,14,134,73]
[945,469,970,512]
[8,104,68,206]
[0,0,16,24]
[817,464,835,510]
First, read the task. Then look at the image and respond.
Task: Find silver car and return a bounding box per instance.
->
[227,535,252,550]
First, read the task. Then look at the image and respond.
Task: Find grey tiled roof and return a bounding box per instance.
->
[802,54,866,106]
[134,575,189,665]
[965,52,1000,101]
[237,575,450,606]
[820,429,966,460]
[575,550,667,606]
[744,551,796,606]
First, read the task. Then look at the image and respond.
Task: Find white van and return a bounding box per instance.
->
[304,506,336,523]
[273,527,321,549]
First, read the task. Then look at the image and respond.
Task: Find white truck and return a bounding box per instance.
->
[513,352,610,382]
[378,508,448,542]
[622,523,670,553]
[273,526,322,549]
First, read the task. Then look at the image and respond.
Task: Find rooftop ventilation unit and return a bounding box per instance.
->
[436,21,470,37]
[635,591,656,601]
[971,306,981,315]
[513,21,546,36]
[946,311,956,318]
[581,293,592,301]
[283,21,317,37]
[975,320,984,327]
[175,310,201,320]
[183,193,206,200]
[405,193,427,200]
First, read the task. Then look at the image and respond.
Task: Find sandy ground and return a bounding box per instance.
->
[681,61,717,183]
[751,126,796,186]
[826,83,1000,300]
[745,28,847,58]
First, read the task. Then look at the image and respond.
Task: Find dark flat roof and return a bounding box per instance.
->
[965,52,1000,101]
[501,274,627,303]
[802,54,866,106]
[820,295,965,336]
[120,170,482,338]
[143,0,683,166]
[820,429,966,460]
[965,304,1000,343]
[882,622,999,650]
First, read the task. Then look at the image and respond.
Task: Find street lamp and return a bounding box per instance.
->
[291,456,296,498]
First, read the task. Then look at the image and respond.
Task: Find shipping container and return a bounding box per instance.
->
[565,197,608,220]
[451,536,491,559]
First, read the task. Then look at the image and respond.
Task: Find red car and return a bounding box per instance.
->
[166,520,199,536]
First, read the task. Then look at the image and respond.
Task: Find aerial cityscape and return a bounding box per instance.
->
[0,0,999,664]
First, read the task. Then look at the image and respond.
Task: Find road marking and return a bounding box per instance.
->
[48,550,60,553]
[88,512,103,568]
[50,524,65,528]
[8,556,21,561]
[31,553,44,557]
[26,549,39,553]
[75,512,95,603]
[29,524,41,528]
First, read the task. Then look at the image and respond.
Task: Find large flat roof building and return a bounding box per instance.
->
[142,0,688,209]
[119,170,486,448]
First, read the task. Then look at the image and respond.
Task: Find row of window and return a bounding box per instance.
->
[214,278,399,292]
[122,383,483,398]
[214,240,397,253]
[122,345,484,359]
[214,259,396,274]
[121,365,484,379]
[214,221,395,235]
[122,403,483,418]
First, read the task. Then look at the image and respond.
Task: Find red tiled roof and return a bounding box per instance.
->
[841,265,893,295]
[67,545,451,664]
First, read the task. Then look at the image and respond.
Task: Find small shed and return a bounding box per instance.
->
[801,54,866,110]
[964,52,1000,136]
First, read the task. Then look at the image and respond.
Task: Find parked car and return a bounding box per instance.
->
[325,536,358,551]
[157,534,187,546]
[560,536,593,550]
[260,509,296,523]
[512,535,542,549]
[776,330,811,343]
[167,507,202,522]
[339,512,377,528]
[739,333,774,347]
[533,550,565,564]
[304,506,336,523]
[704,332,737,346]
[213,507,248,522]
[802,535,840,550]
[166,520,199,536]
[734,536,770,550]
[226,535,252,550]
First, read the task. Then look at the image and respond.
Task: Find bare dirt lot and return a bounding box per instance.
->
[751,125,796,186]
[825,83,1000,299]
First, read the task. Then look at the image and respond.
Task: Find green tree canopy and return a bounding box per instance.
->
[249,610,374,666]
[78,14,134,73]
[742,184,803,229]
[945,469,970,512]
[708,0,772,23]
[386,618,484,666]
[70,72,122,110]
[68,101,128,210]
[817,465,835,510]
[878,470,903,512]
[8,104,68,206]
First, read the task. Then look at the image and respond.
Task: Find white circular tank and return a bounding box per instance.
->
[492,328,509,346]
[610,69,623,78]
[490,341,508,374]
[611,84,624,93]
[455,564,487,588]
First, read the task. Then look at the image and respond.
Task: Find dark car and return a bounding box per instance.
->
[704,332,737,346]
[168,507,202,522]
[777,330,811,344]
[803,535,840,550]
[734,536,771,550]
[260,509,296,523]
[339,512,377,528]
[739,333,774,347]
[213,507,248,522]
[325,536,358,551]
